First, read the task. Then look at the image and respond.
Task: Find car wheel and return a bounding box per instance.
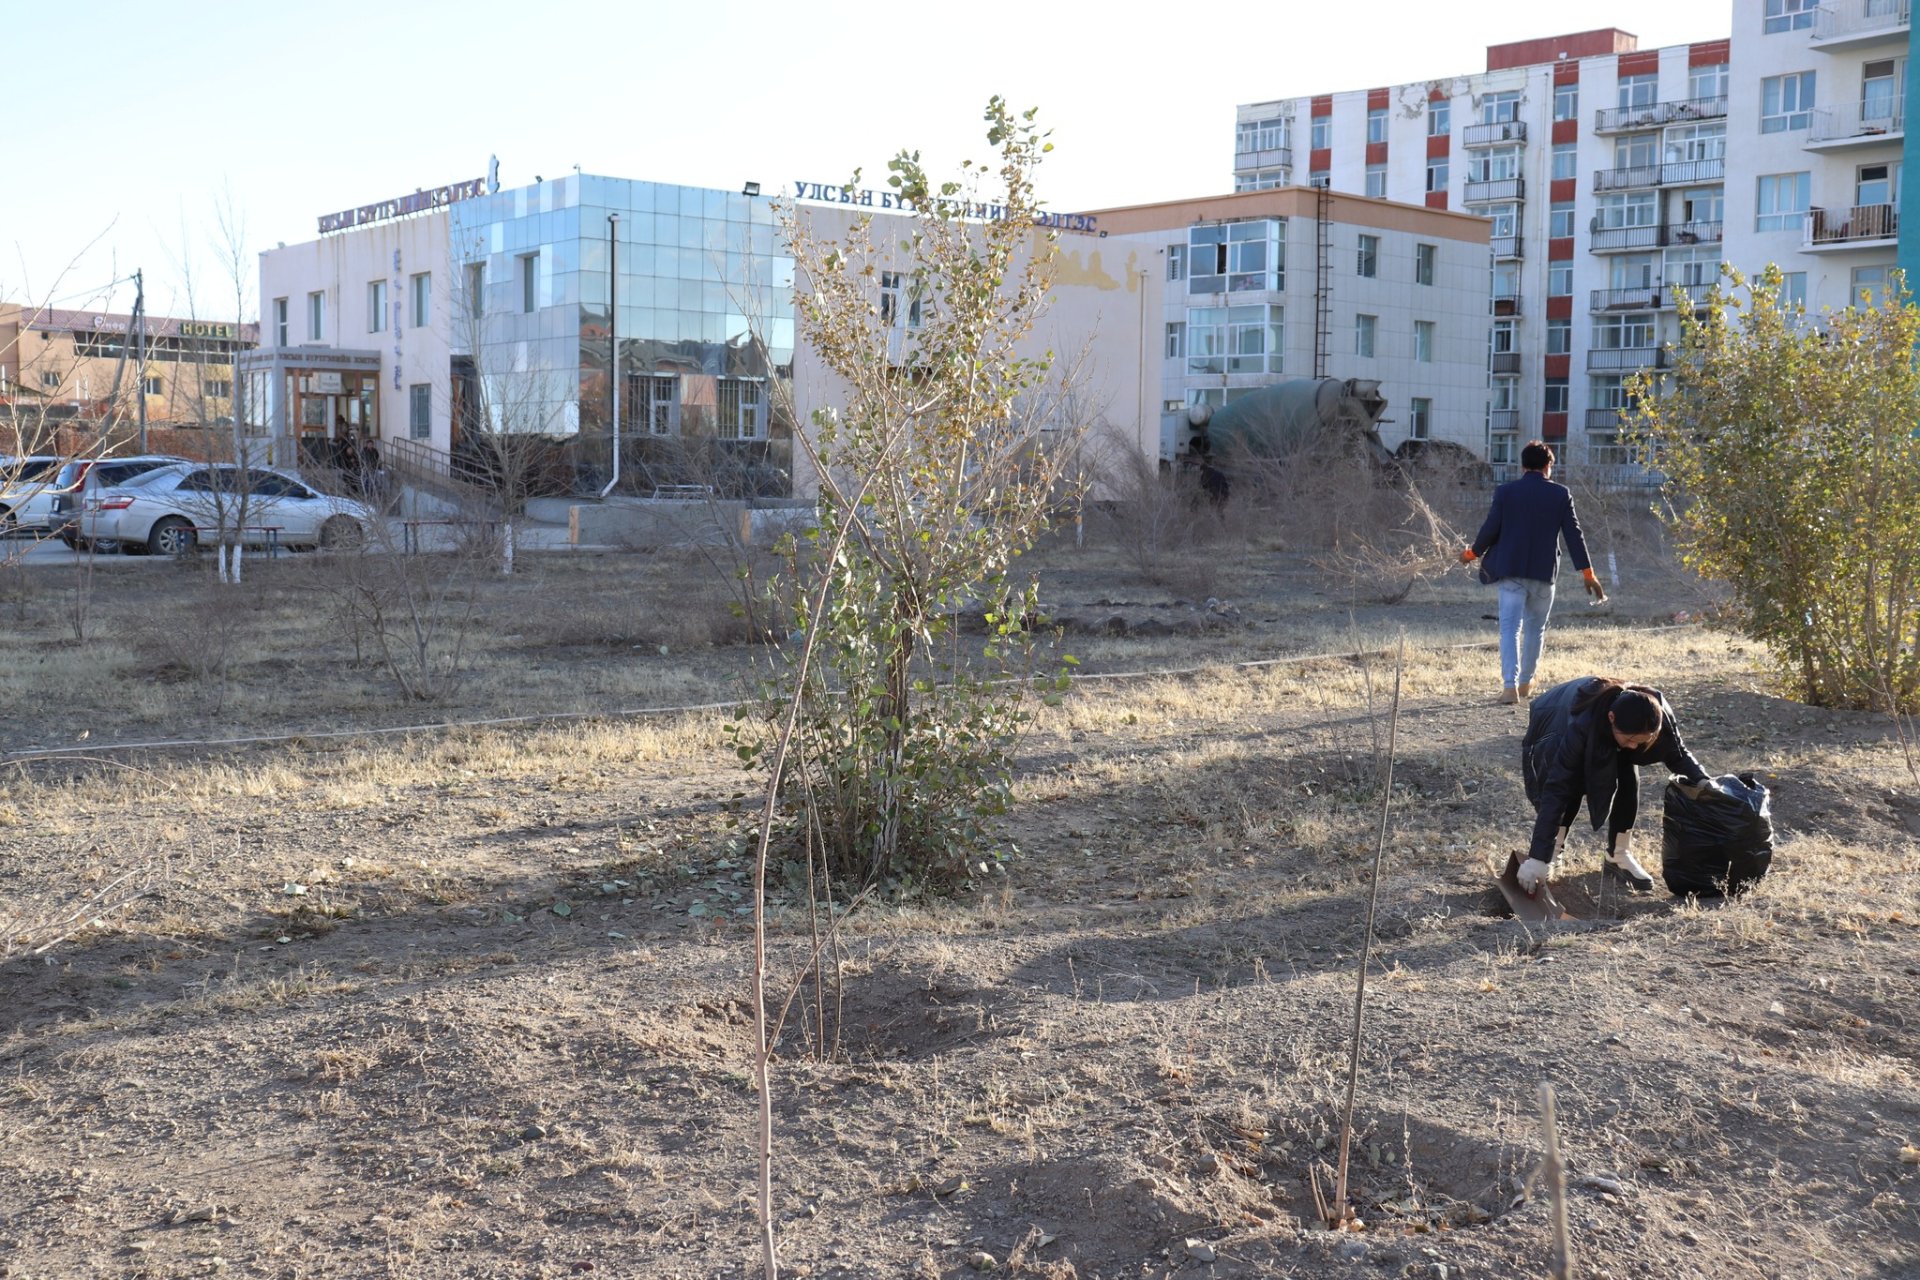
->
[148,517,196,556]
[320,515,364,549]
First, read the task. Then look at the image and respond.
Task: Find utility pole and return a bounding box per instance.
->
[133,269,147,453]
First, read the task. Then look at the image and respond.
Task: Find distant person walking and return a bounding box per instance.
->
[1459,440,1605,704]
[1515,676,1709,893]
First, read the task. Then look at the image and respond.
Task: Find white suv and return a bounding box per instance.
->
[0,455,64,534]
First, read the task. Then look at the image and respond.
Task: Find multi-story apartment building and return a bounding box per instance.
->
[1234,1,1916,473]
[0,305,256,431]
[1087,190,1492,460]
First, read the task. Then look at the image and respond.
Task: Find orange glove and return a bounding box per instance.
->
[1459,547,1477,565]
[1582,567,1607,602]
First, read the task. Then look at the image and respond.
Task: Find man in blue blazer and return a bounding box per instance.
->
[1459,440,1606,704]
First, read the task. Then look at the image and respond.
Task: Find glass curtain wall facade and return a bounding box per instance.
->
[448,177,797,496]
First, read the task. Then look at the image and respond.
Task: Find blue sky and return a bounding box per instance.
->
[0,0,1719,323]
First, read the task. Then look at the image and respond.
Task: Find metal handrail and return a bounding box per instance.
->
[1594,96,1728,132]
[1464,177,1526,203]
[1806,203,1900,245]
[1813,0,1911,41]
[1808,97,1906,142]
[1592,157,1726,192]
[1463,120,1528,147]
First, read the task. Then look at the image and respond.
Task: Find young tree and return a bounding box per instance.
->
[750,99,1085,892]
[1627,265,1920,711]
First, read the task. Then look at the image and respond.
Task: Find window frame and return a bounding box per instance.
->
[1755,171,1811,231]
[1356,234,1380,278]
[273,297,288,347]
[410,272,430,328]
[1355,312,1377,358]
[1760,72,1816,134]
[1413,319,1434,364]
[1414,243,1435,286]
[1367,107,1388,144]
[368,279,387,334]
[307,291,325,341]
[409,383,431,439]
[1428,101,1450,136]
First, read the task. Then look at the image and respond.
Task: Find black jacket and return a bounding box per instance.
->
[1522,677,1707,862]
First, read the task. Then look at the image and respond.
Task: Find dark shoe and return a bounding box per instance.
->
[1603,850,1654,892]
[1499,687,1519,705]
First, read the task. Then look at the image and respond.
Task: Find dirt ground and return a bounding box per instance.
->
[1,505,1917,1280]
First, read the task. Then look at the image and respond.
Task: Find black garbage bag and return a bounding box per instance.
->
[1661,773,1773,898]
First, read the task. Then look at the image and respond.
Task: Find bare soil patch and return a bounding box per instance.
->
[2,519,1915,1279]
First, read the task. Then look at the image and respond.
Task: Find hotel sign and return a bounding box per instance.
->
[179,321,236,339]
[319,177,486,234]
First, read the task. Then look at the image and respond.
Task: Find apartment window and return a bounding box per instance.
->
[1468,146,1522,183]
[1490,432,1518,466]
[1237,117,1287,154]
[1553,84,1578,122]
[1863,61,1900,124]
[1547,316,1572,355]
[1409,397,1432,439]
[1414,320,1434,363]
[202,378,232,398]
[1426,158,1450,192]
[1756,172,1811,230]
[1666,246,1720,290]
[1611,254,1658,289]
[1492,318,1515,354]
[409,383,431,439]
[1614,133,1658,169]
[1691,63,1729,101]
[142,375,162,395]
[1491,378,1518,411]
[518,251,539,313]
[1763,0,1815,33]
[1544,378,1570,415]
[1761,73,1815,133]
[40,370,59,389]
[1596,191,1658,229]
[1666,124,1726,164]
[1617,75,1659,112]
[1550,201,1576,239]
[1429,100,1450,135]
[1237,169,1288,192]
[1682,185,1726,226]
[1355,313,1376,357]
[1481,91,1520,124]
[1366,165,1387,197]
[411,273,430,327]
[1367,107,1387,144]
[1487,203,1519,239]
[273,297,288,347]
[1415,243,1435,285]
[1548,263,1573,297]
[368,280,387,333]
[1551,142,1578,181]
[1779,271,1808,310]
[1494,262,1521,301]
[1185,305,1283,375]
[716,377,764,439]
[1168,244,1187,281]
[1858,162,1896,207]
[1165,321,1186,359]
[307,291,324,340]
[1311,115,1330,150]
[465,262,485,318]
[1851,264,1893,304]
[1357,234,1379,277]
[880,270,902,325]
[1594,312,1657,350]
[1187,219,1284,294]
[644,375,678,435]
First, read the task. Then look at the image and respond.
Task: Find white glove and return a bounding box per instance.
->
[1516,857,1552,893]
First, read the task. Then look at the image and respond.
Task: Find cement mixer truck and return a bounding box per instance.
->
[1180,377,1393,496]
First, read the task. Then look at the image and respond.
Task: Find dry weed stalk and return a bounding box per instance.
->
[1318,635,1404,1228]
[1309,482,1471,605]
[1540,1082,1575,1280]
[0,857,165,964]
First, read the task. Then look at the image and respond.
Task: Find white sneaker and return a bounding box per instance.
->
[1604,849,1654,892]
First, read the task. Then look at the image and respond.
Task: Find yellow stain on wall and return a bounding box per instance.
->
[1054,248,1130,292]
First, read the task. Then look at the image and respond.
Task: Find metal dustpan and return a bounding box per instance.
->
[1494,850,1573,923]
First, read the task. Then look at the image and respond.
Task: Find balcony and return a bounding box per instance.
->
[1806,98,1905,148]
[1587,347,1670,371]
[1805,203,1899,249]
[1488,409,1521,431]
[1463,120,1528,147]
[1464,177,1525,204]
[1590,283,1711,312]
[1585,407,1633,430]
[1587,220,1723,253]
[1490,351,1522,375]
[1492,287,1522,317]
[1491,235,1523,259]
[1592,156,1726,192]
[1234,144,1295,172]
[1812,0,1910,48]
[1593,96,1729,133]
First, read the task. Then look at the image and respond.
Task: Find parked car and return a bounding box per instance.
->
[0,455,64,534]
[82,464,376,555]
[49,455,191,547]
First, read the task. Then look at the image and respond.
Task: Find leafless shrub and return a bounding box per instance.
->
[1308,479,1473,606]
[1086,430,1233,589]
[120,581,260,710]
[304,527,489,701]
[1,848,170,966]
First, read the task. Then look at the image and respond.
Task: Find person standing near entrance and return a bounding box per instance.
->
[1459,440,1606,705]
